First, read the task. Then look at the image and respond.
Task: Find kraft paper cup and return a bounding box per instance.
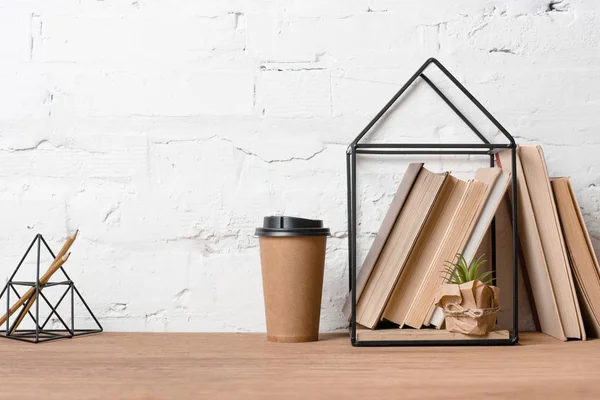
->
[256,216,329,343]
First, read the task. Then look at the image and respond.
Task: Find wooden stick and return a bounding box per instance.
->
[0,230,78,327]
[9,253,71,334]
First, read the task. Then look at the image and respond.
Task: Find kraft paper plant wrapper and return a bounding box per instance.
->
[435,280,500,336]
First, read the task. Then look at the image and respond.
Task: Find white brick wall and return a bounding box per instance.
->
[0,0,598,332]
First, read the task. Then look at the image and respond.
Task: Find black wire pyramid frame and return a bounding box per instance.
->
[0,234,103,343]
[346,58,519,346]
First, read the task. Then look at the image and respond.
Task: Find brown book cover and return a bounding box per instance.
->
[552,177,600,337]
[355,168,447,329]
[494,195,539,332]
[519,145,584,339]
[402,178,490,329]
[497,149,566,341]
[382,175,468,326]
[342,163,423,319]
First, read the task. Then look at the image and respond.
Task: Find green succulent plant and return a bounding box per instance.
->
[442,253,493,285]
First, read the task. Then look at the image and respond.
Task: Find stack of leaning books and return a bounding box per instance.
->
[344,145,600,342]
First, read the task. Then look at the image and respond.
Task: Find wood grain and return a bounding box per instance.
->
[356,326,509,341]
[0,332,597,399]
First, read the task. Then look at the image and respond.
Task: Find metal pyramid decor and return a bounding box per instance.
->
[0,234,103,343]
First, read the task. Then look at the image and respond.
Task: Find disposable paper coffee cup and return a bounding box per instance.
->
[256,216,329,343]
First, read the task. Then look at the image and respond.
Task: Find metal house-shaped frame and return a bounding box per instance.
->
[346,58,519,346]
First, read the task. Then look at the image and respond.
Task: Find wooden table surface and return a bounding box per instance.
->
[0,332,598,399]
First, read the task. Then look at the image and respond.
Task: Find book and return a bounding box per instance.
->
[497,149,566,341]
[382,175,469,326]
[384,169,494,328]
[493,195,539,332]
[402,171,492,329]
[428,168,511,327]
[552,177,600,337]
[519,145,584,340]
[342,163,423,320]
[355,167,447,328]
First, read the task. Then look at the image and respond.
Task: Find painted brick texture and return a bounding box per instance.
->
[0,0,598,332]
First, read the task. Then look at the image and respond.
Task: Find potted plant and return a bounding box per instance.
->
[435,253,500,335]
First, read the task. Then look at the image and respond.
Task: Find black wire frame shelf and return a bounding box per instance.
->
[346,58,519,346]
[0,234,103,343]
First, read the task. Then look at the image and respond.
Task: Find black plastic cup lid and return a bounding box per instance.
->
[256,216,330,237]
